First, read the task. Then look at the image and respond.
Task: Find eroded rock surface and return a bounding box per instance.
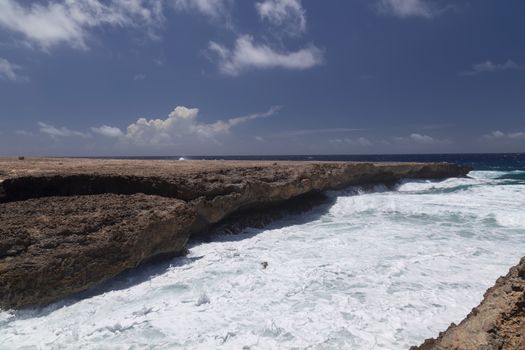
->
[411,258,525,350]
[0,158,471,309]
[0,194,196,309]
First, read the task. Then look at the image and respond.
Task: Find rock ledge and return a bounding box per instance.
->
[0,158,471,309]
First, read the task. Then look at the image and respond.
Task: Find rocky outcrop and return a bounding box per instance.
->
[411,258,525,350]
[0,158,471,310]
[0,194,196,309]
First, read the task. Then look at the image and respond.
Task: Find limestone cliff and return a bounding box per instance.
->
[0,158,471,309]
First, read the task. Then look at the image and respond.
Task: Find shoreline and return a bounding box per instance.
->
[0,158,470,310]
[411,257,525,350]
[5,158,523,348]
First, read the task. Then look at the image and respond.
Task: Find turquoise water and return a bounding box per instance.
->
[1,170,524,349]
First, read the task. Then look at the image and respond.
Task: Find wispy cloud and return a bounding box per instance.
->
[395,133,451,145]
[410,133,439,144]
[256,0,306,36]
[376,0,437,18]
[209,35,323,75]
[274,128,364,137]
[0,0,164,50]
[483,130,525,140]
[226,106,282,126]
[330,137,372,147]
[460,60,522,76]
[0,57,23,81]
[15,130,33,136]
[172,0,233,24]
[38,122,90,139]
[91,125,124,138]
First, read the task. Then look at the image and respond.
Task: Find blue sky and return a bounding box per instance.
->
[0,0,524,156]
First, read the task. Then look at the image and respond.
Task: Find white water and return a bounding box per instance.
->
[1,171,525,349]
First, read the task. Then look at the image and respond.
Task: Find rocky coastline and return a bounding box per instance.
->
[0,158,471,312]
[411,257,525,350]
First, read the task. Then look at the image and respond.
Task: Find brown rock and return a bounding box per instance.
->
[411,257,525,350]
[0,158,471,309]
[0,194,196,309]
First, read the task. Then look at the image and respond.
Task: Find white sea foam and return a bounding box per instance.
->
[1,171,524,349]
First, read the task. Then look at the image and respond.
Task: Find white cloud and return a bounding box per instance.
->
[256,0,306,36]
[0,57,22,81]
[508,132,525,139]
[104,105,281,146]
[355,137,372,146]
[483,130,505,139]
[484,130,525,140]
[32,106,279,146]
[395,133,450,144]
[331,137,372,147]
[377,0,435,18]
[133,73,146,81]
[172,0,232,22]
[15,130,33,136]
[91,125,124,138]
[38,122,90,138]
[276,128,363,137]
[0,0,164,50]
[209,35,323,75]
[461,60,522,76]
[410,133,436,144]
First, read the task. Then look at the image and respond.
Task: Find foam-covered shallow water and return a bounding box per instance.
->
[1,171,525,349]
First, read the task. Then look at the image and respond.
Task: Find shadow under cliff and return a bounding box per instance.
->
[8,191,339,319]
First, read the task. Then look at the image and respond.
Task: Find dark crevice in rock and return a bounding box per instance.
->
[1,175,180,203]
[197,190,331,237]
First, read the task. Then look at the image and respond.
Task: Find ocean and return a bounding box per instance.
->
[106,153,525,171]
[1,153,524,349]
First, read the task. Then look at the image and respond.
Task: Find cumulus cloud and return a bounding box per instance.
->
[461,60,522,76]
[0,57,23,81]
[483,130,525,140]
[377,0,436,18]
[256,0,306,36]
[209,35,323,75]
[0,0,164,50]
[410,133,437,144]
[32,105,279,147]
[38,122,90,138]
[172,0,232,22]
[94,105,280,146]
[91,125,124,138]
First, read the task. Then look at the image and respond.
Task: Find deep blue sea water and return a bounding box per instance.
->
[97,153,525,171]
